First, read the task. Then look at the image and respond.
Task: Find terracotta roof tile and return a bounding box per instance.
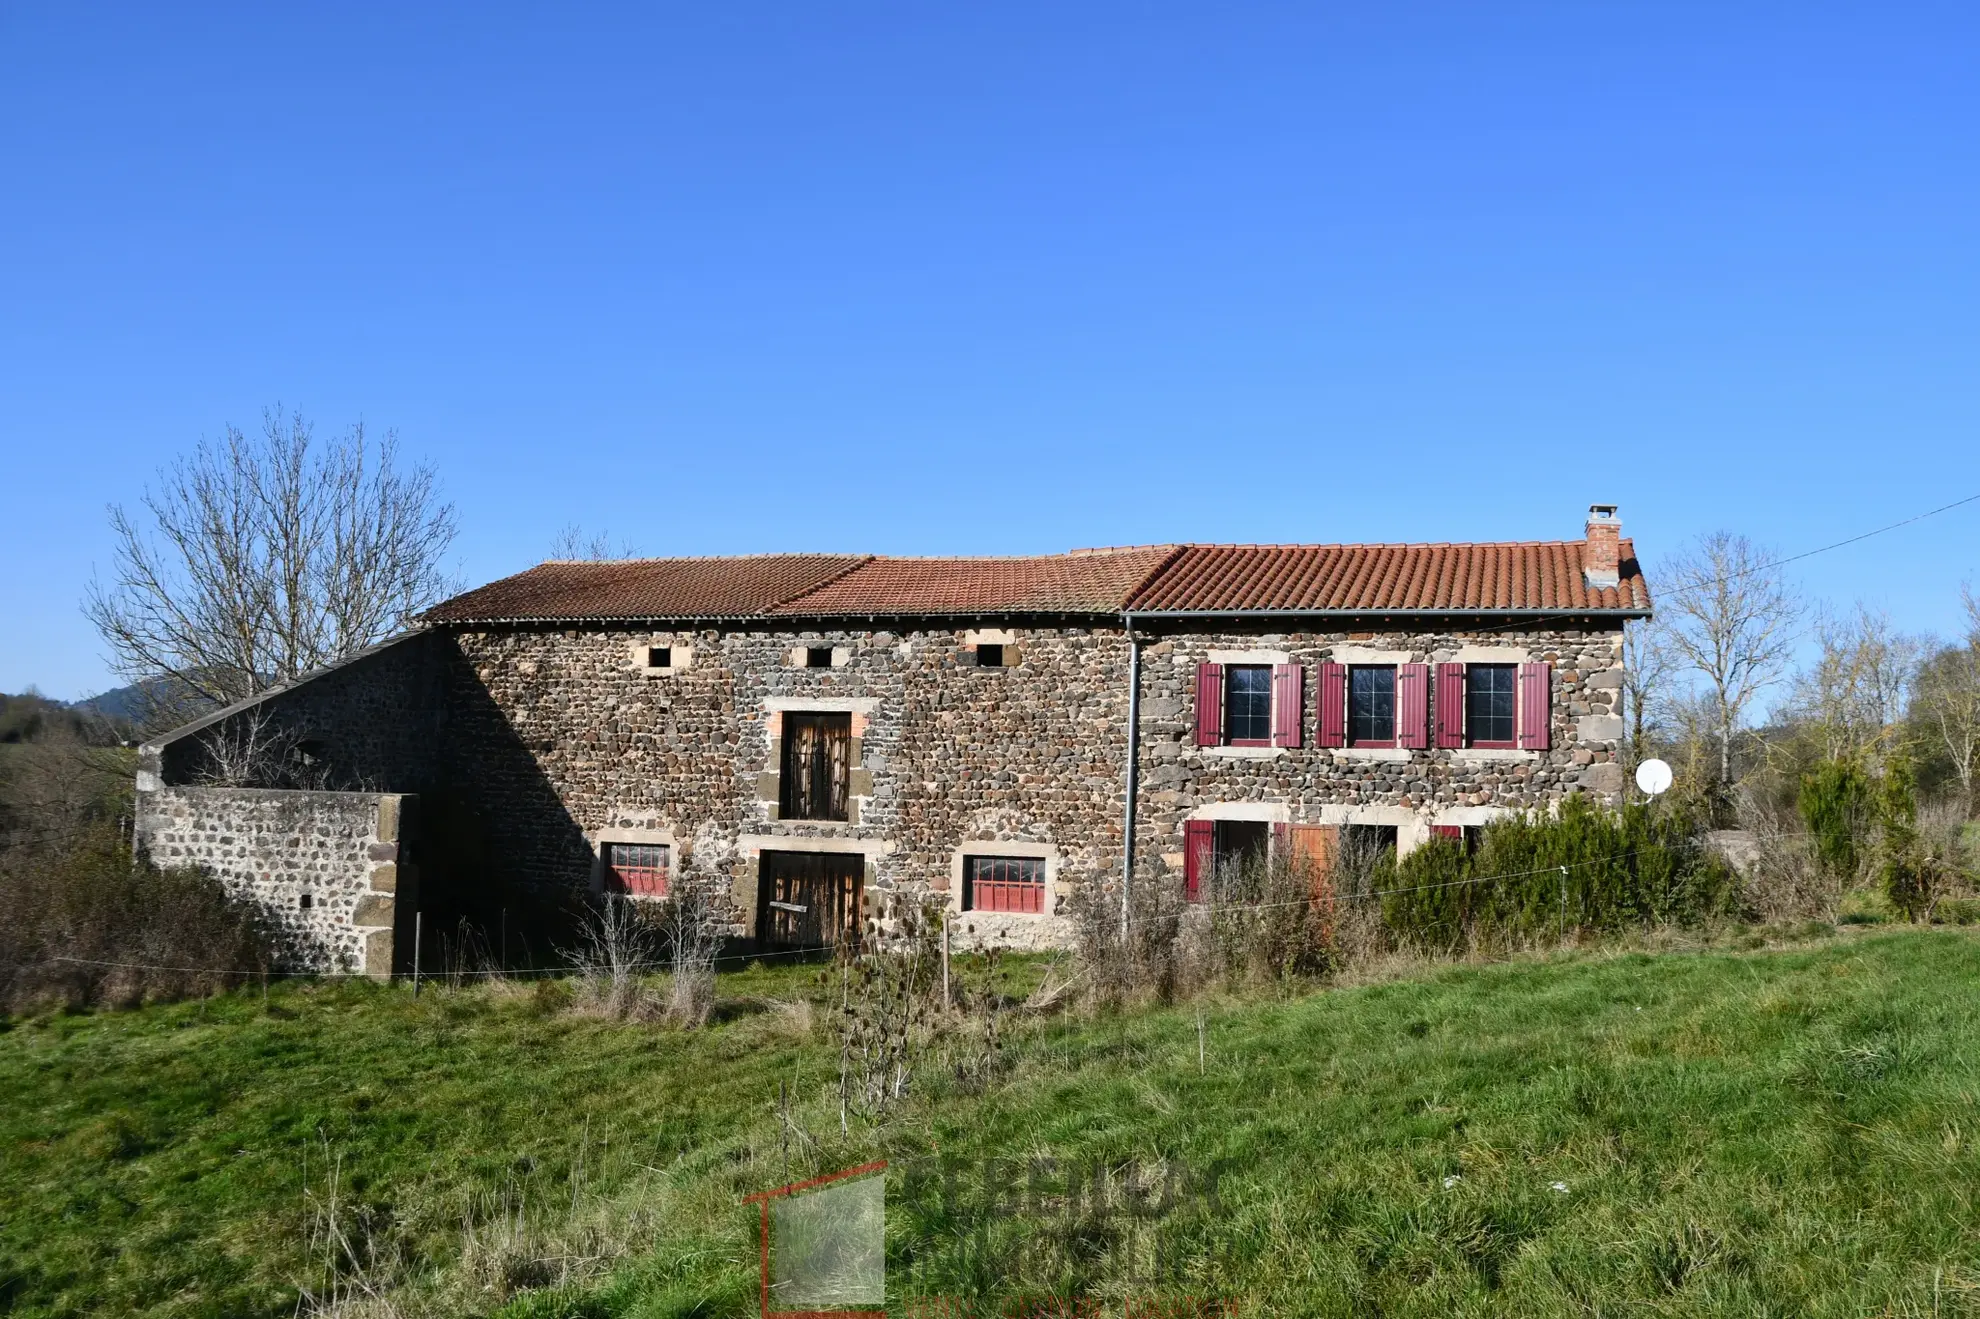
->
[422,554,870,622]
[767,547,1181,616]
[422,540,1650,623]
[1123,541,1649,613]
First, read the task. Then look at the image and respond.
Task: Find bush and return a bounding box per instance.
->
[1799,759,1874,881]
[0,824,273,1013]
[1379,797,1740,952]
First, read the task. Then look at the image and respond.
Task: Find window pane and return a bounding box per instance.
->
[965,856,1046,913]
[1466,664,1516,744]
[605,842,670,897]
[1349,667,1395,743]
[1225,665,1274,742]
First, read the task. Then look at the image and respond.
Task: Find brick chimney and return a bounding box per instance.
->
[1583,504,1621,590]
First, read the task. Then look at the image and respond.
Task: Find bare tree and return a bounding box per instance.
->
[548,525,641,560]
[1621,618,1678,773]
[1912,586,1980,815]
[1786,604,1926,763]
[1659,532,1802,788]
[85,408,458,722]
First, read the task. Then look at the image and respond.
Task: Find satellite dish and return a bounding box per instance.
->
[1635,759,1673,797]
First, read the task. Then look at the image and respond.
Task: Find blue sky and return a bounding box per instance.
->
[3,3,1977,699]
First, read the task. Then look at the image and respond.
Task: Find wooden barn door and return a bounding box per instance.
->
[756,850,864,951]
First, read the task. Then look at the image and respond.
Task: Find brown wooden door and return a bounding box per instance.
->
[757,850,864,950]
[780,713,851,821]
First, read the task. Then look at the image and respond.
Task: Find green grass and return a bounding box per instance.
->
[6,933,1980,1316]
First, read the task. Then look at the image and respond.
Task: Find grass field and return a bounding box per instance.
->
[5,930,1980,1317]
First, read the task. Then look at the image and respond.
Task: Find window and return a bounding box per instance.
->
[1214,820,1269,877]
[781,712,851,821]
[1348,666,1396,745]
[963,855,1046,913]
[974,643,1005,668]
[647,645,672,669]
[1466,664,1517,747]
[1341,823,1398,870]
[299,892,313,910]
[1225,666,1274,744]
[805,647,834,669]
[604,841,670,897]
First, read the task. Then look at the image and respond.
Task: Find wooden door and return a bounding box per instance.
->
[756,850,864,950]
[1288,824,1339,901]
[780,714,852,821]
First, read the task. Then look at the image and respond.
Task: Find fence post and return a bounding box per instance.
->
[941,910,951,1012]
[1558,866,1569,944]
[413,910,423,997]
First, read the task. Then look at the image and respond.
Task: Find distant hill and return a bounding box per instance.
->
[0,691,129,745]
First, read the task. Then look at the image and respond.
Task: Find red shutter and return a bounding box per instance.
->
[1396,663,1430,749]
[1431,824,1464,841]
[1435,662,1466,749]
[1183,819,1214,901]
[1316,662,1346,748]
[1195,663,1224,747]
[1271,663,1303,748]
[1518,661,1552,750]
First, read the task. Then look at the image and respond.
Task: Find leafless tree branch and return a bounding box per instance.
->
[84,407,458,728]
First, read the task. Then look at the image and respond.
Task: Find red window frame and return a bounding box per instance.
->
[603,841,670,897]
[1223,664,1275,747]
[962,855,1046,914]
[1347,665,1398,748]
[1465,663,1519,750]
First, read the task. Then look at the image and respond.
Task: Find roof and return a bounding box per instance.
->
[766,547,1181,616]
[1124,540,1649,614]
[422,540,1649,623]
[423,554,869,623]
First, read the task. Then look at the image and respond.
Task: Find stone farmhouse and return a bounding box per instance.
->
[134,506,1650,976]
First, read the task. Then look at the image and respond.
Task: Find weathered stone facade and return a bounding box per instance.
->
[136,786,414,974]
[440,623,1134,948]
[138,614,1629,961]
[1131,625,1624,875]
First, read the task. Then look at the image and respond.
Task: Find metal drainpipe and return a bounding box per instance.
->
[1121,613,1141,944]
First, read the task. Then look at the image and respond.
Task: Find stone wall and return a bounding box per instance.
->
[1129,625,1623,889]
[438,619,1623,949]
[151,631,449,793]
[136,787,413,976]
[134,615,1628,956]
[440,624,1134,946]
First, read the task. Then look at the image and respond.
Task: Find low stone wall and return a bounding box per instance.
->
[136,787,413,976]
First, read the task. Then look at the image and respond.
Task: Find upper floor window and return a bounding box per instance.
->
[781,712,851,821]
[975,643,1006,668]
[1348,666,1396,746]
[1432,661,1551,751]
[1224,666,1273,745]
[603,841,670,897]
[1194,662,1302,749]
[647,645,672,669]
[805,647,834,669]
[1465,664,1517,747]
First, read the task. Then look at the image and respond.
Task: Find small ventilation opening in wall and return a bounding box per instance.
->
[975,643,1005,668]
[648,645,671,668]
[806,647,833,668]
[299,893,313,910]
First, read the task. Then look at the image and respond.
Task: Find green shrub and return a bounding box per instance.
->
[1378,796,1739,951]
[1799,759,1874,880]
